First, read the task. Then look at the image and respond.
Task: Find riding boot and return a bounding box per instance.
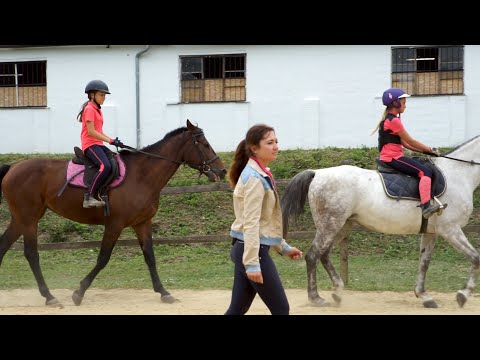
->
[83,194,106,208]
[421,201,441,219]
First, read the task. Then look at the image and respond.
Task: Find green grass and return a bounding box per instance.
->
[1,148,480,293]
[1,235,478,292]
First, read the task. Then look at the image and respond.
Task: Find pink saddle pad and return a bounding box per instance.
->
[66,154,126,189]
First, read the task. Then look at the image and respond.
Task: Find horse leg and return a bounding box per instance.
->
[414,233,438,308]
[132,221,176,304]
[324,222,353,305]
[305,235,329,307]
[305,229,337,306]
[72,225,123,306]
[7,202,59,307]
[306,218,351,307]
[0,219,23,266]
[23,222,62,307]
[438,226,480,308]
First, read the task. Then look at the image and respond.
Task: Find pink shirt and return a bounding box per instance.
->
[379,115,405,162]
[80,102,107,151]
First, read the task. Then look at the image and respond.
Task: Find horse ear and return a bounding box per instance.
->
[186,119,198,130]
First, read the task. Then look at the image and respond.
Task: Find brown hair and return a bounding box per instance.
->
[228,124,274,187]
[76,92,95,122]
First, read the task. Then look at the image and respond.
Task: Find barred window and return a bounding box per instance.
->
[180,54,246,103]
[391,46,464,96]
[0,60,47,108]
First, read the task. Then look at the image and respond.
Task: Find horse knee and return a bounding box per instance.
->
[305,251,318,266]
[24,248,39,262]
[473,254,480,269]
[96,253,112,268]
[305,251,314,262]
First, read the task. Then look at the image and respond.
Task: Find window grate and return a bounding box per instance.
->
[180,54,246,103]
[391,46,464,96]
[0,60,47,107]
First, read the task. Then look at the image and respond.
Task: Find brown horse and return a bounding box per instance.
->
[0,119,226,307]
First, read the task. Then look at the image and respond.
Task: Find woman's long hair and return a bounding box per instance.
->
[229,124,274,187]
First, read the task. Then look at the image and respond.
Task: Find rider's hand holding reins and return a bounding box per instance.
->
[425,147,441,157]
[110,137,126,149]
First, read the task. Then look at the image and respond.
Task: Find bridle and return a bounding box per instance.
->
[187,131,220,174]
[120,130,219,175]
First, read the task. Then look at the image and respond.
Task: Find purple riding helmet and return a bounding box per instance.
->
[382,88,410,108]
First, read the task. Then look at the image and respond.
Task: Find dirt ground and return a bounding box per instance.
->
[0,288,479,315]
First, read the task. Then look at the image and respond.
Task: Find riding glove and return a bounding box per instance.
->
[110,137,125,148]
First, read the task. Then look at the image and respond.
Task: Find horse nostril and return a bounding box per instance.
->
[221,169,227,176]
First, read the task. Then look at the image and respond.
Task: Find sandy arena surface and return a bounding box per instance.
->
[0,288,479,315]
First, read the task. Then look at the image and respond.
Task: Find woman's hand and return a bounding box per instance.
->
[247,271,263,284]
[286,247,303,260]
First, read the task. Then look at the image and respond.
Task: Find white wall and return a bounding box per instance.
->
[0,45,477,154]
[0,45,140,153]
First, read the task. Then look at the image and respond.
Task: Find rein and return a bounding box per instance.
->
[440,154,480,166]
[118,130,219,174]
[121,145,184,164]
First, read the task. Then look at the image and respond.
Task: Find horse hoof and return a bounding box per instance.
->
[161,294,177,304]
[309,297,331,307]
[72,290,83,306]
[422,299,438,308]
[46,298,64,308]
[456,291,467,308]
[331,293,342,305]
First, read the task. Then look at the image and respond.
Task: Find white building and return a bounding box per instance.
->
[0,45,477,154]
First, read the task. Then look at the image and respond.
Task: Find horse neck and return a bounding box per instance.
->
[446,135,480,189]
[136,133,188,192]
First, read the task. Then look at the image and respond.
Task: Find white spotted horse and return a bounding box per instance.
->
[281,135,480,309]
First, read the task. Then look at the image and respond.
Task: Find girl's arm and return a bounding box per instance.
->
[397,129,433,153]
[86,121,112,143]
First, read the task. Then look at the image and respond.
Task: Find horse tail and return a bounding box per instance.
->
[0,164,11,204]
[281,169,316,238]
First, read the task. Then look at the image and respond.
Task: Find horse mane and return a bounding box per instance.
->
[444,134,480,155]
[119,126,189,156]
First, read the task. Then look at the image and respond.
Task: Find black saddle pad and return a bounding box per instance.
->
[377,157,447,200]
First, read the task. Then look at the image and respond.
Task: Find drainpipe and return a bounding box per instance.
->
[135,45,151,148]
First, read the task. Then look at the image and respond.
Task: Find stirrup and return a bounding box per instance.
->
[432,196,448,216]
[83,194,106,208]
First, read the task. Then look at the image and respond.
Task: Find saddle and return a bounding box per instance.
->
[376,156,447,233]
[376,156,446,200]
[57,147,127,216]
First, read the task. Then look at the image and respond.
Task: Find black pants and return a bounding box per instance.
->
[84,145,112,197]
[387,156,433,178]
[225,239,289,315]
